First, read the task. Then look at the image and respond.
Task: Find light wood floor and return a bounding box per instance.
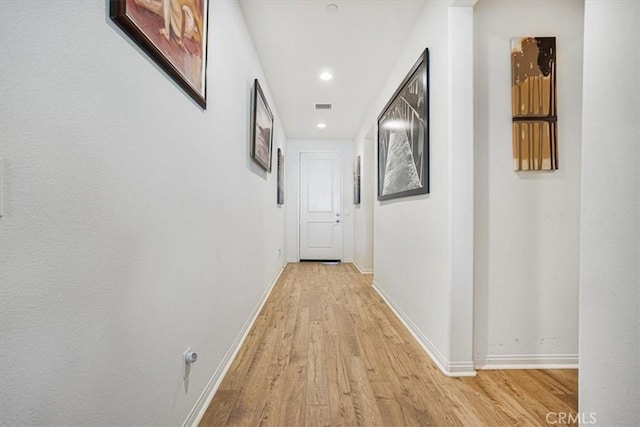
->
[201,262,578,426]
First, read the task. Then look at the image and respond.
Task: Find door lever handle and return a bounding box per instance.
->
[335,220,341,223]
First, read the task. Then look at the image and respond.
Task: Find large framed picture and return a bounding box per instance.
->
[277,148,284,204]
[110,0,209,109]
[251,79,274,172]
[377,48,429,200]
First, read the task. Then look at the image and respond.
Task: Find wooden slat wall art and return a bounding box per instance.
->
[511,37,558,171]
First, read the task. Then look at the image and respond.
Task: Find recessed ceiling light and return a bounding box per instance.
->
[326,3,338,13]
[317,123,327,129]
[319,71,333,81]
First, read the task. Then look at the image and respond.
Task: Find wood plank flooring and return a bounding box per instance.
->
[200,262,578,426]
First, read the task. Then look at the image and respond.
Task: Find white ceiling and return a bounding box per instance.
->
[239,0,428,140]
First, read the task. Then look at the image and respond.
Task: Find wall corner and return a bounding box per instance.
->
[447,0,476,366]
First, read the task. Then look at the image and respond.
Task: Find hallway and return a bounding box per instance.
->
[201,263,578,426]
[1,1,638,424]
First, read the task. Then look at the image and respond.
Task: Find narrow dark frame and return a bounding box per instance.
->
[354,155,361,205]
[251,79,274,172]
[277,148,285,204]
[110,0,208,109]
[377,48,430,201]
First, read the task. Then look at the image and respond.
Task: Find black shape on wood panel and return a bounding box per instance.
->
[535,37,555,77]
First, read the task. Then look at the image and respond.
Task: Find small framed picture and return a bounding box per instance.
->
[354,156,361,205]
[277,148,284,204]
[251,79,274,172]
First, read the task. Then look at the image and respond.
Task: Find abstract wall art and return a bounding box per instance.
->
[110,0,209,108]
[378,48,429,201]
[511,37,558,171]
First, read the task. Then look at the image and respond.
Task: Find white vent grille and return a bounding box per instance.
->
[314,103,333,111]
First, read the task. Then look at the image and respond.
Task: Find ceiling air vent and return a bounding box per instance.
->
[314,103,333,111]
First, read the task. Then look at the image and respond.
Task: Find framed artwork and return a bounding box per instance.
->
[277,148,284,204]
[511,37,557,171]
[377,48,429,201]
[354,156,361,205]
[110,0,209,108]
[251,79,274,172]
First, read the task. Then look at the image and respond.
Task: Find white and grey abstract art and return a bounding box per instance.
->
[378,49,429,200]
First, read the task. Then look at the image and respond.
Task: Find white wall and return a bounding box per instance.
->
[580,0,640,424]
[0,1,286,425]
[355,0,471,375]
[473,0,584,368]
[352,133,374,273]
[447,1,476,372]
[285,139,354,263]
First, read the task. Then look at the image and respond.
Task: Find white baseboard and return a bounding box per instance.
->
[475,354,579,370]
[351,261,373,275]
[182,264,286,427]
[372,281,476,377]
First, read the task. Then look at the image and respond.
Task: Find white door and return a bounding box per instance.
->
[300,152,342,260]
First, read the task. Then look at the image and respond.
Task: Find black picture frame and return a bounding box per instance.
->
[251,79,274,172]
[110,0,209,109]
[277,148,284,204]
[354,156,361,205]
[377,48,429,200]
